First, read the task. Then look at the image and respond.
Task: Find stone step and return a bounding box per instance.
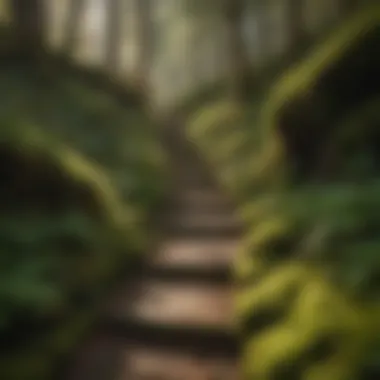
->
[170,163,215,183]
[121,344,238,380]
[107,278,235,333]
[173,189,234,211]
[165,211,243,236]
[149,237,239,275]
[174,174,216,188]
[65,334,239,380]
[144,265,232,283]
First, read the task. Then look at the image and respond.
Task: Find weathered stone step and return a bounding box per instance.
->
[65,334,239,380]
[120,343,238,380]
[107,278,235,332]
[165,211,243,236]
[144,265,232,283]
[174,173,216,188]
[177,188,228,202]
[145,237,239,281]
[173,188,234,211]
[105,319,238,355]
[170,163,216,184]
[149,237,238,274]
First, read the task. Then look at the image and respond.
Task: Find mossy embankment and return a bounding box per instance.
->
[186,4,380,380]
[0,61,168,380]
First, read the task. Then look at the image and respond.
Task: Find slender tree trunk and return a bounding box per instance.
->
[340,0,360,16]
[134,0,153,99]
[286,0,307,56]
[254,0,273,71]
[11,0,46,53]
[105,0,122,72]
[224,0,251,102]
[62,0,85,56]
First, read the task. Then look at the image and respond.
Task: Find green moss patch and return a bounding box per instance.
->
[239,262,380,380]
[186,98,269,199]
[236,180,380,380]
[238,189,380,371]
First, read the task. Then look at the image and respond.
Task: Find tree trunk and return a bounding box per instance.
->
[105,0,123,72]
[224,0,251,102]
[62,0,85,56]
[340,0,360,16]
[11,0,46,53]
[134,0,153,100]
[286,0,307,56]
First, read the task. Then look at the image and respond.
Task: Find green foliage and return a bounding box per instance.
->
[186,98,269,199]
[258,5,380,183]
[0,63,168,215]
[0,122,130,323]
[0,63,167,380]
[186,4,380,380]
[235,181,380,380]
[234,5,380,379]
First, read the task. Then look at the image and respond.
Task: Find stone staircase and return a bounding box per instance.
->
[64,125,242,380]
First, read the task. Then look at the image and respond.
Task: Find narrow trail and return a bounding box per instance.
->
[64,125,243,380]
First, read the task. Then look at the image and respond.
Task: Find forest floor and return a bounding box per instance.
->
[63,122,244,380]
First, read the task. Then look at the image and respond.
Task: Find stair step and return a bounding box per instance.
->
[65,334,239,380]
[150,237,239,272]
[146,237,239,281]
[172,167,216,186]
[175,176,216,188]
[105,321,238,355]
[107,278,235,331]
[174,189,233,210]
[121,344,238,380]
[144,265,232,282]
[64,127,243,380]
[165,211,243,236]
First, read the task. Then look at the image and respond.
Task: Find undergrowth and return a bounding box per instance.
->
[186,4,380,380]
[0,62,167,380]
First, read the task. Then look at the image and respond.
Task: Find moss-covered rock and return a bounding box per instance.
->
[236,186,380,380]
[238,262,380,380]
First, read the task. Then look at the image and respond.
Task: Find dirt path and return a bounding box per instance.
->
[64,126,243,380]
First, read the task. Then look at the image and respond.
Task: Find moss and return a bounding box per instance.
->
[236,264,306,321]
[238,194,280,225]
[186,97,273,198]
[236,181,380,379]
[188,100,244,140]
[233,248,265,285]
[239,263,380,380]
